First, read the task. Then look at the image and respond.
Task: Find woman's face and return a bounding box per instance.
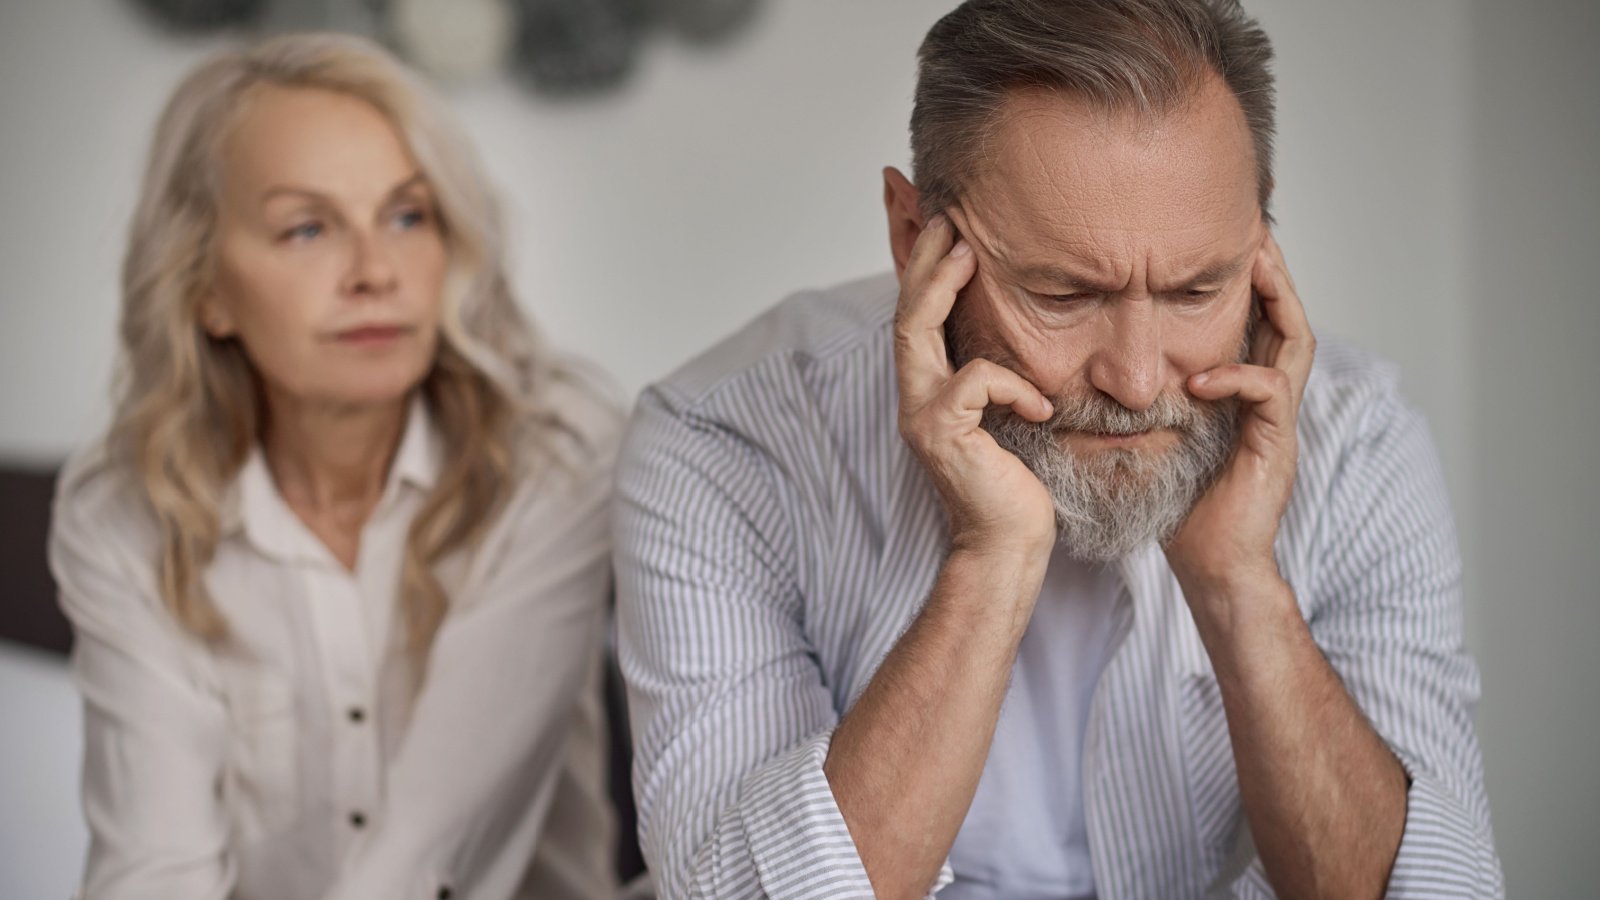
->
[202,85,447,410]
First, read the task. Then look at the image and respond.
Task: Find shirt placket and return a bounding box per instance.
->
[302,563,384,853]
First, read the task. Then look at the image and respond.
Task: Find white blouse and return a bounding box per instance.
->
[50,382,620,900]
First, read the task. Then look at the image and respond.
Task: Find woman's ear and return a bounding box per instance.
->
[197,292,236,339]
[882,166,924,281]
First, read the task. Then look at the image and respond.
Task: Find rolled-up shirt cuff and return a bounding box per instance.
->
[1385,758,1504,898]
[738,728,955,899]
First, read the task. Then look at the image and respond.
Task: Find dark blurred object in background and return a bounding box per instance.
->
[513,0,648,96]
[655,0,761,45]
[0,467,69,655]
[129,0,268,33]
[121,0,766,95]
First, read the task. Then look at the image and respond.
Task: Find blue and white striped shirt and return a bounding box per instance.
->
[615,273,1502,898]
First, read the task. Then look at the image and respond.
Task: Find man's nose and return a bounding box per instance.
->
[1086,300,1165,411]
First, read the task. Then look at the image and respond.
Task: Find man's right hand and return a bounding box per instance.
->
[828,216,1061,897]
[893,213,1058,562]
[824,215,1064,898]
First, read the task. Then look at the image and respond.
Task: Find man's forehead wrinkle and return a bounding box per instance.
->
[967,98,1016,209]
[961,177,1114,281]
[951,78,1261,299]
[1017,119,1095,232]
[998,102,1167,219]
[964,186,1127,287]
[984,110,1116,247]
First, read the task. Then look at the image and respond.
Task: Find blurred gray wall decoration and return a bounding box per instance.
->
[126,0,764,94]
[130,0,270,32]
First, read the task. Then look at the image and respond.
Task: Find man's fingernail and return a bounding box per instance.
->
[951,239,971,258]
[1192,372,1210,386]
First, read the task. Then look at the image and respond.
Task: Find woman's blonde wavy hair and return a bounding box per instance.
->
[113,32,569,664]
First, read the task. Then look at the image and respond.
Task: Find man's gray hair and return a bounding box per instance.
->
[911,0,1277,217]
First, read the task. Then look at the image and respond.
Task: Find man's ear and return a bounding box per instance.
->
[882,166,924,282]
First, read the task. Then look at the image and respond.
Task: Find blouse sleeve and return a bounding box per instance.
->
[49,456,235,899]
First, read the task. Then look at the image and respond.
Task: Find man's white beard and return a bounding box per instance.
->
[981,386,1240,562]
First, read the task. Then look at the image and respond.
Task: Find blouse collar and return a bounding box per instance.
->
[219,393,440,564]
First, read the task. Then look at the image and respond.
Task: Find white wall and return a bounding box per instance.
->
[1,0,1595,894]
[0,644,85,900]
[1467,2,1600,895]
[0,0,221,464]
[1254,0,1474,507]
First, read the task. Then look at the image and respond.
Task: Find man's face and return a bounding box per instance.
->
[944,74,1267,559]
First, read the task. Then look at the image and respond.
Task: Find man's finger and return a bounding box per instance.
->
[1251,236,1315,402]
[1263,231,1300,295]
[1258,234,1311,341]
[895,235,977,404]
[1189,363,1294,431]
[899,213,955,307]
[933,358,1054,428]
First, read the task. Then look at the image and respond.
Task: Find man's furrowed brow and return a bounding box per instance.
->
[1009,261,1119,292]
[1167,249,1257,290]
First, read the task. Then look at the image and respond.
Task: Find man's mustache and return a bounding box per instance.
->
[1039,390,1201,436]
[965,315,1254,442]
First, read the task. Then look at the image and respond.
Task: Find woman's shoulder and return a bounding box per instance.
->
[48,438,172,623]
[459,362,623,578]
[522,357,626,480]
[52,438,159,553]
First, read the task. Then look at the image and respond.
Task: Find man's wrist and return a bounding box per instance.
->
[933,543,1050,624]
[1180,571,1306,674]
[949,524,1054,567]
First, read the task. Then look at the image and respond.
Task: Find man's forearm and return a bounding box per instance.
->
[1189,576,1408,899]
[823,548,1043,900]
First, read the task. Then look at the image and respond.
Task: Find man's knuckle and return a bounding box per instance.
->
[959,358,998,380]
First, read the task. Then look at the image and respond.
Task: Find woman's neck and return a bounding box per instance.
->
[261,391,410,526]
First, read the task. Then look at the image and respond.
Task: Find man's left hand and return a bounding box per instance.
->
[1164,232,1315,603]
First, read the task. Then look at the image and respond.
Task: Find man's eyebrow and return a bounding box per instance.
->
[258,173,428,205]
[1009,262,1119,292]
[1003,249,1254,293]
[1174,253,1251,288]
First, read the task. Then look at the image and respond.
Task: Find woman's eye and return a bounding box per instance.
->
[282,222,323,242]
[394,207,430,229]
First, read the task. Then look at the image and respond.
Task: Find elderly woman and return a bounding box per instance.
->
[49,34,617,899]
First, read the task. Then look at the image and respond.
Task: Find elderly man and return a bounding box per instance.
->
[615,1,1501,897]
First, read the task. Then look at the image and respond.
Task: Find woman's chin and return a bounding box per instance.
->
[284,366,431,411]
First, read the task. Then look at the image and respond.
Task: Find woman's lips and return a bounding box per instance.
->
[333,325,409,345]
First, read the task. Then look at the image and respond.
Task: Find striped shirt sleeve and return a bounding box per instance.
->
[1301,381,1504,896]
[614,387,880,899]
